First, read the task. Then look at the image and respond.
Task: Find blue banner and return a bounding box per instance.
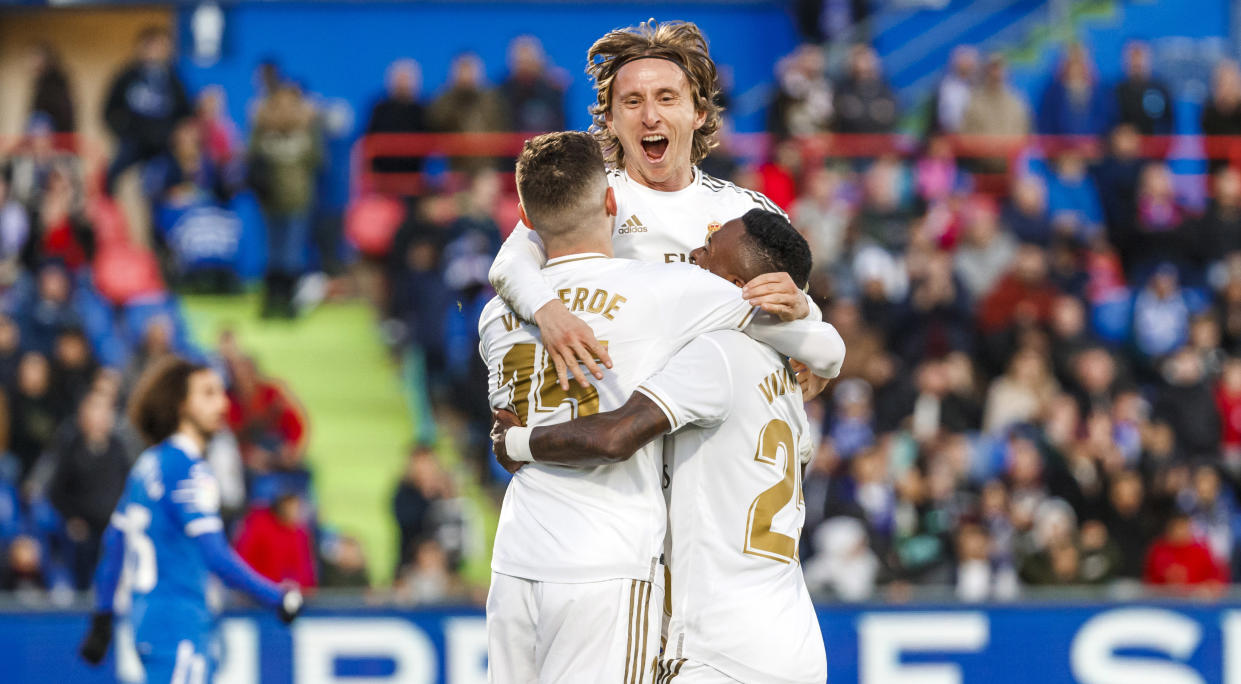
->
[8,601,1241,683]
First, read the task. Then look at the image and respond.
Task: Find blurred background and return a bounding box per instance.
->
[2,0,1241,682]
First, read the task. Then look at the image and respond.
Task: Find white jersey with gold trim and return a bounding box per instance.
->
[489,167,787,321]
[639,330,827,684]
[479,254,758,585]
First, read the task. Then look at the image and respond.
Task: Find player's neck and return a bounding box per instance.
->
[625,163,694,192]
[172,426,207,456]
[542,222,615,261]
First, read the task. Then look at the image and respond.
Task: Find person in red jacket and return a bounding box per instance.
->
[1216,358,1241,457]
[978,244,1060,335]
[234,492,317,589]
[226,355,308,468]
[1143,512,1227,590]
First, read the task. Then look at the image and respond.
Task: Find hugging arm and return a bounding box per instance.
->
[494,393,671,469]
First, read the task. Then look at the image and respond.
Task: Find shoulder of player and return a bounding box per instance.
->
[697,171,787,217]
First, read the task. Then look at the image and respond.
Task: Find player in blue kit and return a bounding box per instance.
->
[79,356,303,682]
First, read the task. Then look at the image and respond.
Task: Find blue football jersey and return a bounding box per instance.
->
[110,434,224,641]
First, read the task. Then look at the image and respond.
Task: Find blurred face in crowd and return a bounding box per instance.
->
[1006,437,1041,487]
[1190,314,1221,349]
[1150,268,1178,298]
[387,59,421,101]
[451,54,483,90]
[1124,42,1151,80]
[803,166,837,203]
[980,480,1008,518]
[964,198,999,245]
[1080,520,1108,551]
[37,266,69,304]
[1139,163,1175,200]
[55,332,89,369]
[171,120,202,160]
[143,318,173,357]
[275,494,303,525]
[984,56,1007,88]
[606,57,706,190]
[197,87,224,119]
[0,316,19,354]
[1012,175,1046,216]
[1075,348,1115,393]
[180,369,229,441]
[8,536,40,574]
[1213,60,1241,107]
[1222,358,1241,394]
[1049,542,1080,581]
[509,37,545,79]
[950,46,979,80]
[1110,472,1143,515]
[956,523,989,562]
[141,32,172,65]
[1195,465,1221,505]
[1166,348,1204,386]
[848,45,880,82]
[1051,296,1085,338]
[18,353,49,397]
[1109,124,1141,159]
[1215,168,1241,208]
[1165,516,1193,545]
[1012,245,1048,285]
[79,392,115,447]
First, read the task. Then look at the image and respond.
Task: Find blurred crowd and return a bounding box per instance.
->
[14,13,1241,606]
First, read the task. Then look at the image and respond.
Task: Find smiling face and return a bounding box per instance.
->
[606,58,706,191]
[689,218,748,286]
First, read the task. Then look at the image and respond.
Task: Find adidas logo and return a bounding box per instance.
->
[617,214,647,235]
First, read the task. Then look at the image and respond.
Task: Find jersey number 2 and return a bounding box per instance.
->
[499,343,603,424]
[743,419,804,564]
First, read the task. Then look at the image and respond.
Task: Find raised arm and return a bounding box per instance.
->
[493,394,670,471]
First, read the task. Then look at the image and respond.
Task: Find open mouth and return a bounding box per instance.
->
[640,134,669,163]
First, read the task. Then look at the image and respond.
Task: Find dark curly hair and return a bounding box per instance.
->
[739,208,812,289]
[127,355,209,446]
[586,20,722,168]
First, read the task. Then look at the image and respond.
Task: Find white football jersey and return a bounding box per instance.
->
[479,254,759,584]
[491,167,787,320]
[640,331,827,684]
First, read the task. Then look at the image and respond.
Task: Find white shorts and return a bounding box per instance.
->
[487,572,662,684]
[656,659,741,683]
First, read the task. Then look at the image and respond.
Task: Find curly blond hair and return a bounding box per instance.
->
[586,20,722,168]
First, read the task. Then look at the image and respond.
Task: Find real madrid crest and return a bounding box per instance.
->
[705,221,722,244]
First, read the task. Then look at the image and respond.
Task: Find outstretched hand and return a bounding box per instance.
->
[491,409,525,474]
[534,300,613,390]
[742,272,808,322]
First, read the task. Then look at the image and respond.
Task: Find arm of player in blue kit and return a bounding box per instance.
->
[91,523,125,614]
[488,222,556,321]
[744,312,845,379]
[195,529,283,607]
[495,336,732,468]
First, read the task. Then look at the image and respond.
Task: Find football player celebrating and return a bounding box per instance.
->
[492,211,830,684]
[481,132,842,683]
[489,19,827,400]
[79,357,302,682]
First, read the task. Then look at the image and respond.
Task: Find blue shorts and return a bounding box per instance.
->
[140,638,216,684]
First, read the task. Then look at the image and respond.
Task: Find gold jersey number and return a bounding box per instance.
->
[499,343,602,424]
[743,419,804,564]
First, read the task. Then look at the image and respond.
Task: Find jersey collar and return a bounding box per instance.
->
[544,253,609,268]
[169,432,205,459]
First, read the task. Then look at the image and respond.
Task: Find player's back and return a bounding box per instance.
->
[111,436,219,637]
[479,253,757,584]
[661,330,826,684]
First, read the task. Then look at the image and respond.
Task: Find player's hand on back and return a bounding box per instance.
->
[277,583,303,625]
[79,611,113,665]
[534,300,613,391]
[491,409,526,474]
[791,359,830,402]
[742,272,808,322]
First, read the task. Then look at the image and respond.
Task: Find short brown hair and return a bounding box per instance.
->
[587,20,722,167]
[127,355,208,446]
[515,131,607,236]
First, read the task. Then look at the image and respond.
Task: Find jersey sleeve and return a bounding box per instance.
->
[635,335,733,431]
[658,265,757,349]
[744,313,846,379]
[163,455,224,539]
[488,222,556,320]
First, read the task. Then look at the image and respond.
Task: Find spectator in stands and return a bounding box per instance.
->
[792,166,850,271]
[1093,124,1144,251]
[26,43,75,136]
[1044,147,1104,243]
[894,252,973,364]
[1153,348,1221,461]
[954,521,1018,601]
[366,59,427,177]
[1199,167,1241,260]
[960,55,1030,172]
[1144,511,1227,589]
[320,534,370,589]
[854,155,914,253]
[1216,357,1241,458]
[0,166,30,288]
[756,139,801,211]
[769,44,833,138]
[983,347,1059,435]
[1115,41,1173,136]
[196,86,240,168]
[954,195,1017,301]
[1127,163,1194,280]
[979,244,1059,336]
[1182,464,1235,570]
[1039,44,1108,137]
[122,316,174,393]
[1001,175,1051,246]
[933,45,979,134]
[226,355,308,470]
[8,113,83,213]
[9,352,60,485]
[16,263,79,358]
[393,538,464,605]
[1202,59,1241,171]
[0,536,47,596]
[45,392,129,589]
[803,516,879,601]
[392,445,450,574]
[102,26,192,195]
[50,329,96,414]
[248,82,324,318]
[499,36,566,133]
[428,53,508,171]
[1131,265,1203,365]
[234,491,317,588]
[832,44,898,135]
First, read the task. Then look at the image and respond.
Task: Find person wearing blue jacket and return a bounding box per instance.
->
[78,356,302,682]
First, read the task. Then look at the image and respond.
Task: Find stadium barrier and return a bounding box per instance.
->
[8,598,1241,683]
